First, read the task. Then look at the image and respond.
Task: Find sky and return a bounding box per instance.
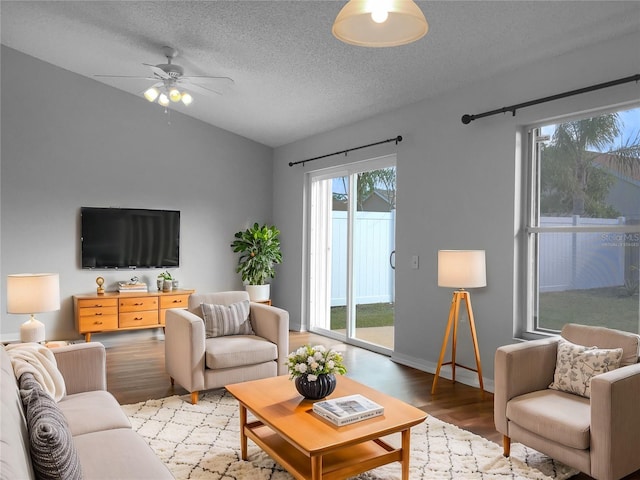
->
[541,105,640,152]
[619,107,640,143]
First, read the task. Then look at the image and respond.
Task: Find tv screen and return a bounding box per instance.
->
[81,207,180,269]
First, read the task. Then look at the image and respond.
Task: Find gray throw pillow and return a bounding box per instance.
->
[201,300,254,338]
[19,373,83,480]
[548,337,623,398]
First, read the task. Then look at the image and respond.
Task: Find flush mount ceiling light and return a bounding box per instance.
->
[332,0,428,47]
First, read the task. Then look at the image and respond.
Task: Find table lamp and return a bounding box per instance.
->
[431,250,486,396]
[7,273,60,343]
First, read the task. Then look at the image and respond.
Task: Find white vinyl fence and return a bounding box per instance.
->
[331,211,395,307]
[539,216,635,292]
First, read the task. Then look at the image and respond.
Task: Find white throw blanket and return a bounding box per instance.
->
[6,343,66,401]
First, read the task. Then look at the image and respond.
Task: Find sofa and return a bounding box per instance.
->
[494,323,640,480]
[0,342,173,480]
[165,291,289,404]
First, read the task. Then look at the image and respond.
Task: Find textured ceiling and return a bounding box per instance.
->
[2,1,639,147]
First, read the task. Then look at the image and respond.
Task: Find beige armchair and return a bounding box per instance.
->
[165,291,289,404]
[494,323,640,480]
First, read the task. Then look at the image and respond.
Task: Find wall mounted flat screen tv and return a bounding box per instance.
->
[81,207,180,269]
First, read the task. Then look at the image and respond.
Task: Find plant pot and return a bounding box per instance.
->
[245,284,270,302]
[162,280,173,292]
[294,374,337,400]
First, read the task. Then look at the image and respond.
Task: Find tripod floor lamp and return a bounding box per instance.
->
[431,250,486,396]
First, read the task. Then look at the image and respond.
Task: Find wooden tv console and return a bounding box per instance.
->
[73,289,194,342]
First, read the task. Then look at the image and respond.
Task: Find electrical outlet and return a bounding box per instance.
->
[411,255,419,269]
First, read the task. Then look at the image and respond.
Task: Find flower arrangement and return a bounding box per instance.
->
[286,345,347,381]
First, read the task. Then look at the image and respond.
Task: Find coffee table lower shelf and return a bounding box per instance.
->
[245,421,402,480]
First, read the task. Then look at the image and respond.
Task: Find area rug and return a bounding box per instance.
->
[121,390,578,480]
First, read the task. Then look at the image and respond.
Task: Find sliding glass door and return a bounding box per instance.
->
[308,155,396,354]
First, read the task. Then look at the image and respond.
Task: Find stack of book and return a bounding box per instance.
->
[117,282,148,293]
[312,394,384,426]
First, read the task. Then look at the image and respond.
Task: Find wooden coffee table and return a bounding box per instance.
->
[226,375,427,480]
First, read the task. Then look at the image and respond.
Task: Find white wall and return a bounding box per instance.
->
[272,31,640,388]
[1,46,273,341]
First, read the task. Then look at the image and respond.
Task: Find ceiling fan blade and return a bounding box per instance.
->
[181,81,223,96]
[143,64,171,80]
[183,75,234,86]
[94,74,156,80]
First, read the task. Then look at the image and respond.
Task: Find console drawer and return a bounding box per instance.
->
[78,306,118,317]
[77,298,118,309]
[119,297,158,312]
[78,315,118,332]
[119,310,158,328]
[160,294,190,309]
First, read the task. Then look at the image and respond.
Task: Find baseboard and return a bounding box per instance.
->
[391,351,495,393]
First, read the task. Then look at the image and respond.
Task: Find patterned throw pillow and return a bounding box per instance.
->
[201,300,254,338]
[19,373,83,480]
[549,337,623,398]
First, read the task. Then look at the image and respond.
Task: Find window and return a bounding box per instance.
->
[526,106,640,334]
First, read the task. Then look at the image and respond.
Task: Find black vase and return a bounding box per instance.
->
[294,373,337,400]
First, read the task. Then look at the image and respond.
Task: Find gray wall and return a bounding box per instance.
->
[2,30,639,389]
[1,45,273,341]
[272,31,640,389]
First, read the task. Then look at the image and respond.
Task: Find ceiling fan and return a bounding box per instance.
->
[94,46,233,106]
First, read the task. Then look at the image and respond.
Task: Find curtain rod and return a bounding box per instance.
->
[461,73,640,125]
[289,135,403,167]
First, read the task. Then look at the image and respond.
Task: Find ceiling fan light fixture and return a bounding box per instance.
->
[169,87,182,102]
[143,87,159,102]
[181,92,193,106]
[332,0,428,47]
[158,93,170,107]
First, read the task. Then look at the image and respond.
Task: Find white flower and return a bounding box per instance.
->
[287,344,346,379]
[307,374,318,381]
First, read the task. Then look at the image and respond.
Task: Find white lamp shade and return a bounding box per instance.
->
[438,250,486,289]
[7,273,60,314]
[158,93,170,106]
[181,92,193,106]
[143,87,159,102]
[332,0,428,47]
[169,87,182,102]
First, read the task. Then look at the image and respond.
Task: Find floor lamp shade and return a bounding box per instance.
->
[332,0,428,47]
[438,250,486,289]
[7,273,60,343]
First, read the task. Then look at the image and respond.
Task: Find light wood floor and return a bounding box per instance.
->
[102,329,637,480]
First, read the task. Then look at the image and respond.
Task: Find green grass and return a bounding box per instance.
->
[538,287,639,332]
[329,288,639,334]
[330,303,394,330]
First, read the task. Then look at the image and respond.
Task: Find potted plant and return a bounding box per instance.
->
[230,223,282,301]
[157,271,173,292]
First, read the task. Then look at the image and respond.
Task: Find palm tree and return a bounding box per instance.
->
[545,112,640,216]
[334,167,397,211]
